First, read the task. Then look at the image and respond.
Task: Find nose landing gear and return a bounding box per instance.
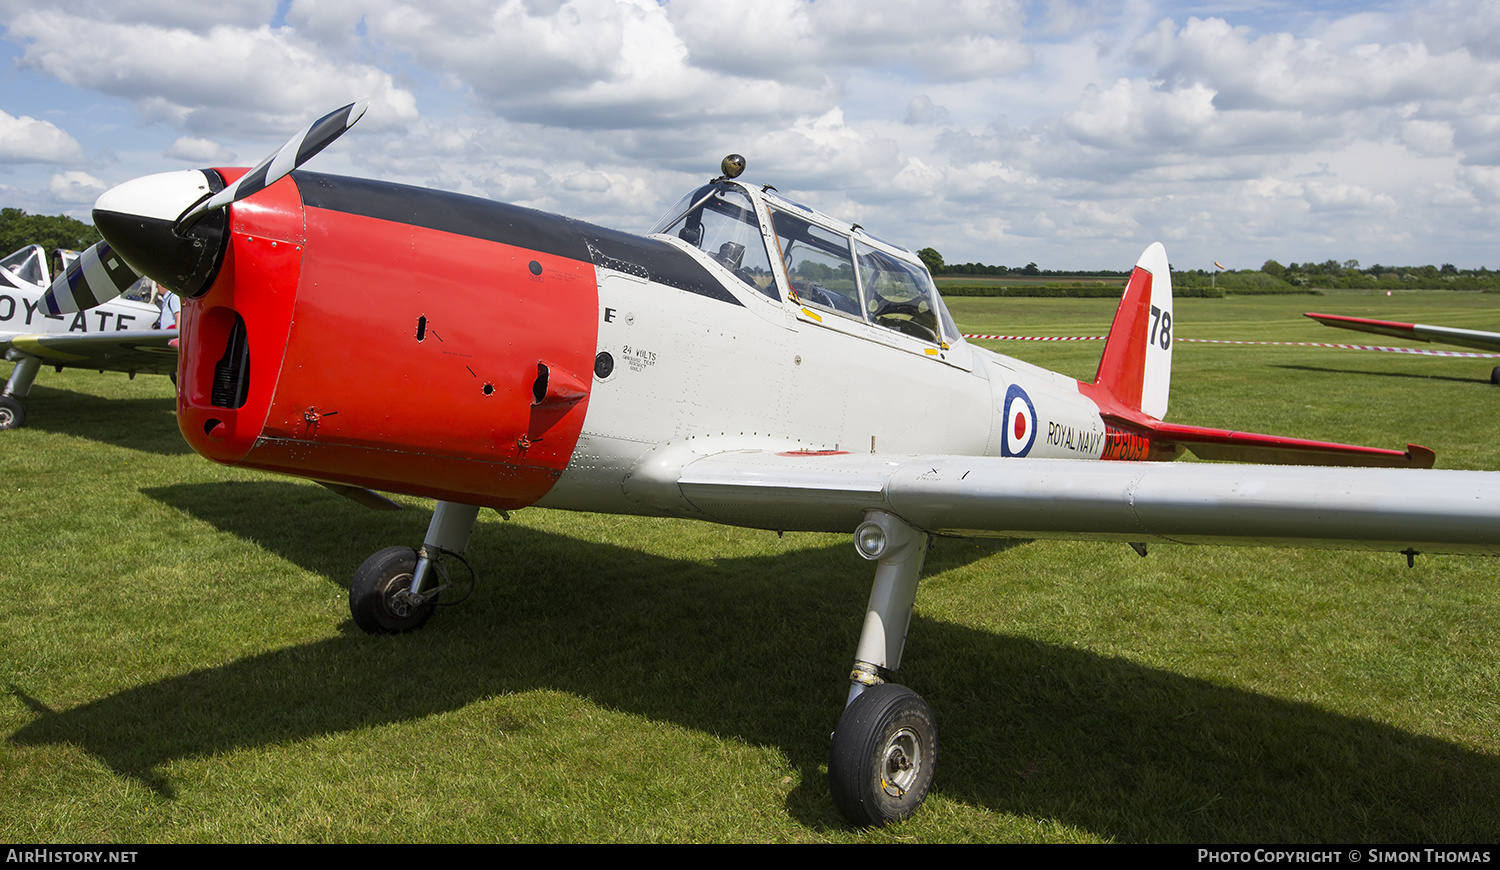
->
[349,501,480,634]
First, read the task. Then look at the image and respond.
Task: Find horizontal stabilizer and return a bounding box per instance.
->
[1145,421,1435,468]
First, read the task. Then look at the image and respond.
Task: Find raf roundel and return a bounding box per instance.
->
[1001,383,1037,457]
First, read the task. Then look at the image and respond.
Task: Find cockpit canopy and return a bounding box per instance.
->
[0,245,80,290]
[652,184,778,301]
[651,181,961,347]
[0,245,48,287]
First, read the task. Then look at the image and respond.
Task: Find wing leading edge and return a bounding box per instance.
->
[4,330,178,377]
[657,449,1500,555]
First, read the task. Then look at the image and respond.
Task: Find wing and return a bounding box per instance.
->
[4,329,178,376]
[632,449,1500,556]
[1305,312,1500,353]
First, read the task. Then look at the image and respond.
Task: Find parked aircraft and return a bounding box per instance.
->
[1,243,175,429]
[1306,311,1500,384]
[46,103,1500,826]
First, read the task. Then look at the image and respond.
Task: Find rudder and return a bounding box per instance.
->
[1092,242,1172,420]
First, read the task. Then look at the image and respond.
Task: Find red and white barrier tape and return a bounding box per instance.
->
[962,334,1107,341]
[960,335,1500,358]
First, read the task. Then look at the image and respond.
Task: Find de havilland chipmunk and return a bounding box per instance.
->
[1,243,176,429]
[43,102,1500,826]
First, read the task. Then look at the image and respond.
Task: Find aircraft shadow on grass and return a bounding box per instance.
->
[1272,363,1490,386]
[16,382,190,455]
[10,480,1499,840]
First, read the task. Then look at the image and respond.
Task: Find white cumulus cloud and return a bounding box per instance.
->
[165,136,235,163]
[5,8,417,136]
[3,1,1499,269]
[0,111,85,164]
[49,170,108,203]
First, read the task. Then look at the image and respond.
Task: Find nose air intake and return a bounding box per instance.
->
[210,313,251,409]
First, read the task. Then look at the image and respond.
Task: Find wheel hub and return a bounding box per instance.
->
[385,572,418,617]
[880,727,921,798]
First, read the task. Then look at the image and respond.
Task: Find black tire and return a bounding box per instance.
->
[828,683,938,826]
[349,546,438,634]
[0,396,25,430]
[1491,366,1499,385]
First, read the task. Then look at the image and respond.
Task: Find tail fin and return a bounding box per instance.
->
[1092,242,1172,420]
[1083,243,1434,468]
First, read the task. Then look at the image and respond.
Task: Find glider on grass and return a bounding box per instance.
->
[47,102,1500,826]
[1306,311,1500,384]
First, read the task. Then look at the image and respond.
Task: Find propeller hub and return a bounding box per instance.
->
[93,170,228,297]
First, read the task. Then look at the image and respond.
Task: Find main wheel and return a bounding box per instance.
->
[0,396,25,430]
[828,683,938,826]
[349,546,438,634]
[1491,366,1499,385]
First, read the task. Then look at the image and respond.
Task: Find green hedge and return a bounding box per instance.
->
[1174,270,1321,295]
[941,282,1224,299]
[1221,285,1324,295]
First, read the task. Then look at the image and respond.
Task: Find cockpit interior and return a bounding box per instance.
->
[651,173,961,349]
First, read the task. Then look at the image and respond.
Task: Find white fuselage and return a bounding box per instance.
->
[1,258,160,344]
[538,238,1109,518]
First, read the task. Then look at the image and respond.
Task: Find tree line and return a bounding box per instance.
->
[1252,258,1497,290]
[0,208,101,256]
[917,248,1129,278]
[920,247,1500,291]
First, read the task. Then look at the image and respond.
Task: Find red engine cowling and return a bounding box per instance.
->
[177,170,599,510]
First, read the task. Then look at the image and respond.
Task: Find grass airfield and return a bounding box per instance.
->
[2,289,1498,843]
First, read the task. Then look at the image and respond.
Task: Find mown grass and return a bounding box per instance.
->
[3,289,1499,842]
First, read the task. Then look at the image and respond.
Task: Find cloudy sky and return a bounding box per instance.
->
[1,0,1496,271]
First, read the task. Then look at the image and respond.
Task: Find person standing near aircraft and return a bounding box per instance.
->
[156,286,179,330]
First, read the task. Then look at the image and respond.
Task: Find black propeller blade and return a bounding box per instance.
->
[41,100,369,315]
[176,100,368,231]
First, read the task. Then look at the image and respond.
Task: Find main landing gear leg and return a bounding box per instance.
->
[349,500,481,634]
[0,352,42,430]
[828,510,938,827]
